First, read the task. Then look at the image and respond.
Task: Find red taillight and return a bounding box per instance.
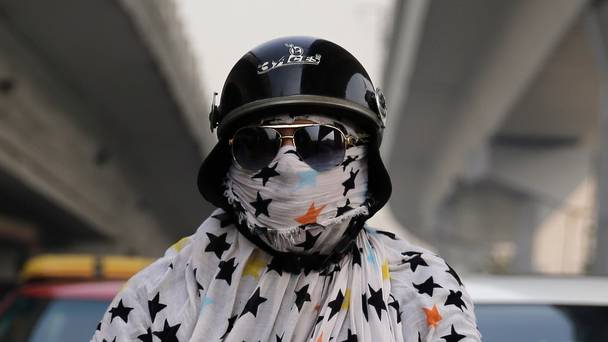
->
[20,281,123,300]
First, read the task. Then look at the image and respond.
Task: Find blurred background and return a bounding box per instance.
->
[1,0,608,283]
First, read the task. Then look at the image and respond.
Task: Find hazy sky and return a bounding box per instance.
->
[176,0,394,104]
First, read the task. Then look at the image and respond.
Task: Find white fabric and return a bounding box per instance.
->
[91,209,482,342]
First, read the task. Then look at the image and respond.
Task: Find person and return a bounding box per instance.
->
[91,36,481,342]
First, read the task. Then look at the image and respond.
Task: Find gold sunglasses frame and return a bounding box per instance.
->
[228,123,367,170]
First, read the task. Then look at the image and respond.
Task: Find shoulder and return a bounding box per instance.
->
[125,208,231,290]
[364,226,466,294]
[363,226,437,267]
[365,226,482,341]
[92,210,229,341]
[91,250,176,340]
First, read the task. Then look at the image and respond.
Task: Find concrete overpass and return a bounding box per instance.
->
[0,0,215,279]
[383,0,607,274]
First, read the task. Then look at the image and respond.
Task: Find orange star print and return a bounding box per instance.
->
[423,304,442,327]
[295,202,326,224]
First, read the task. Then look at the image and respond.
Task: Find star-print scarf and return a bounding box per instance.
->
[224,142,368,255]
[91,209,481,341]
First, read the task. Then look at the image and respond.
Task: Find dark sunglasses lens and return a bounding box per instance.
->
[232,127,279,170]
[294,126,345,171]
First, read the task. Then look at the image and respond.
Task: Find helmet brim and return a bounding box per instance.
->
[197,141,231,209]
[216,95,384,146]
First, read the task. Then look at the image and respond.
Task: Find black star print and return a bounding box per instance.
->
[109,299,133,323]
[320,263,341,277]
[327,290,344,319]
[303,263,314,277]
[327,289,344,320]
[220,315,237,339]
[367,285,387,320]
[137,327,153,342]
[341,155,358,171]
[216,257,238,285]
[284,149,302,160]
[418,332,422,342]
[96,321,101,331]
[240,287,267,317]
[153,319,180,342]
[413,276,442,297]
[361,293,369,321]
[441,324,466,342]
[351,246,362,267]
[148,292,167,322]
[102,338,116,342]
[294,284,312,312]
[341,169,359,196]
[341,329,358,342]
[252,162,280,186]
[446,263,463,286]
[320,265,332,277]
[275,332,285,342]
[336,199,353,217]
[212,211,233,227]
[402,251,428,272]
[266,257,283,276]
[388,294,402,323]
[250,191,272,217]
[205,232,231,259]
[168,263,173,269]
[295,230,321,250]
[193,268,204,296]
[376,230,397,240]
[445,290,467,311]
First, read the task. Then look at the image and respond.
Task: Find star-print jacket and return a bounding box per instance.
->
[91,209,482,342]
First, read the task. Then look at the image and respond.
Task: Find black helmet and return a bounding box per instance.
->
[198,36,391,216]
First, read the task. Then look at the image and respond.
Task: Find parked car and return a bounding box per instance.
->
[466,275,608,341]
[0,254,151,341]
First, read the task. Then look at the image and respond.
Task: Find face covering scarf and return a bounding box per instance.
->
[223,115,369,256]
[91,119,481,342]
[226,145,368,254]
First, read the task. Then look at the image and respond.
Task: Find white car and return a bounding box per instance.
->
[466,275,608,341]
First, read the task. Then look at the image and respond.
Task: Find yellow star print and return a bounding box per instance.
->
[170,237,190,252]
[382,259,390,280]
[242,251,267,279]
[342,288,351,310]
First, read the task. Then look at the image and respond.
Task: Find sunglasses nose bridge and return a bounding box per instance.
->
[275,127,296,147]
[277,136,294,147]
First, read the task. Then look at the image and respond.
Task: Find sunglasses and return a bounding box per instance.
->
[229,123,367,171]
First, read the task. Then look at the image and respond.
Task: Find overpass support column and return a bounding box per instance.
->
[437,183,542,274]
[588,3,608,275]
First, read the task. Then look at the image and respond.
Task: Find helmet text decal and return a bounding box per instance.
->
[257,43,321,74]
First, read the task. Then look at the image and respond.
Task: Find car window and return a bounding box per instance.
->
[476,304,608,342]
[0,296,109,342]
